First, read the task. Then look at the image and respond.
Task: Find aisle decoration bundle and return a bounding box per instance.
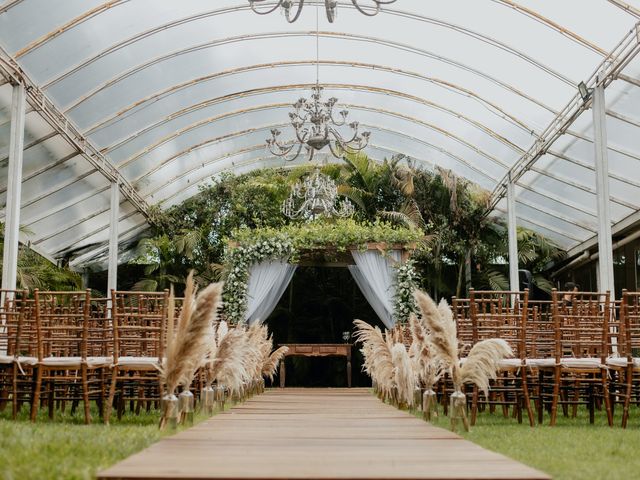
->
[159,272,289,430]
[354,288,512,432]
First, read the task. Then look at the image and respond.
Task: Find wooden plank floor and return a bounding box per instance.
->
[98,388,550,480]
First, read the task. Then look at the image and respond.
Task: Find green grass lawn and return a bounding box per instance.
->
[0,405,210,480]
[425,404,640,480]
[2,398,640,480]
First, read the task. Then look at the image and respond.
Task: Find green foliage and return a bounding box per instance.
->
[224,219,421,324]
[0,244,81,292]
[131,153,564,300]
[230,218,423,255]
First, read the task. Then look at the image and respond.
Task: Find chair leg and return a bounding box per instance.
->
[12,366,18,420]
[82,364,91,425]
[601,370,613,427]
[521,369,534,427]
[550,367,560,426]
[30,367,43,422]
[470,386,478,426]
[104,367,118,425]
[622,367,632,428]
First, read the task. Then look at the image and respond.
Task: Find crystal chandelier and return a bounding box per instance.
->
[249,0,398,23]
[267,85,370,162]
[282,167,355,220]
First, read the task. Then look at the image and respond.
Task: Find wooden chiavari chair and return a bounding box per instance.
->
[467,289,534,426]
[524,300,555,424]
[543,290,613,426]
[30,290,110,424]
[0,290,36,418]
[104,290,168,424]
[608,291,640,428]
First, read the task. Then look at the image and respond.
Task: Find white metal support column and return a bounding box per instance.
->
[506,174,519,294]
[107,182,120,295]
[1,83,26,292]
[593,75,615,297]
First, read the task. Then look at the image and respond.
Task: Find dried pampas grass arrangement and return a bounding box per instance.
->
[413,288,513,431]
[160,273,223,429]
[262,346,289,382]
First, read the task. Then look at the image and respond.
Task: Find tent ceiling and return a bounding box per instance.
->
[0,0,640,268]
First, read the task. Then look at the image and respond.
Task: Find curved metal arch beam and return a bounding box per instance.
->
[493,205,587,244]
[62,30,559,116]
[123,99,625,205]
[512,196,597,233]
[132,120,499,189]
[144,138,598,234]
[144,141,435,200]
[133,118,599,234]
[0,0,27,15]
[105,82,529,157]
[130,104,640,213]
[32,195,134,245]
[68,221,150,266]
[23,182,109,228]
[492,0,608,55]
[48,208,143,255]
[608,0,640,19]
[0,151,79,197]
[39,3,577,91]
[119,102,514,175]
[0,131,58,164]
[14,0,129,59]
[86,59,538,137]
[108,80,640,193]
[547,148,640,190]
[52,147,417,259]
[515,181,597,218]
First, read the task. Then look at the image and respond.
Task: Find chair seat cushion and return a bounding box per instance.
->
[560,357,604,369]
[607,357,640,369]
[115,356,162,370]
[526,358,556,368]
[86,356,113,367]
[498,358,525,369]
[0,354,13,364]
[0,355,35,365]
[41,356,83,367]
[40,356,111,368]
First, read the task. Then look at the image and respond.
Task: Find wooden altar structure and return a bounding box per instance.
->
[279,344,353,388]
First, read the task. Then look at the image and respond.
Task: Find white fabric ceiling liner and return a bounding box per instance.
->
[0,0,640,268]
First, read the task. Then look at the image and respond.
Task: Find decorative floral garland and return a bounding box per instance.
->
[222,220,422,325]
[393,259,419,322]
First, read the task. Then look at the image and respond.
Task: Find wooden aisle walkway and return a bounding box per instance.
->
[98,389,550,480]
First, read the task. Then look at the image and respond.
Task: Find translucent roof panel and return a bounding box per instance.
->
[0,0,639,266]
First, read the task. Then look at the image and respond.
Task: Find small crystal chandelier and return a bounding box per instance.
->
[249,0,398,23]
[282,167,355,220]
[267,85,371,162]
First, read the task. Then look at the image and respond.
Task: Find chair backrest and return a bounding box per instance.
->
[620,290,640,360]
[34,290,92,360]
[551,289,610,361]
[469,289,529,359]
[526,300,554,359]
[88,297,111,358]
[452,297,473,354]
[111,290,169,361]
[0,289,30,357]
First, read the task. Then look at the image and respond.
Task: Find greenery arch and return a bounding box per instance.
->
[223,219,423,325]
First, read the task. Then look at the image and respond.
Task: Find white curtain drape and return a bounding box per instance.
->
[245,258,297,325]
[348,250,401,329]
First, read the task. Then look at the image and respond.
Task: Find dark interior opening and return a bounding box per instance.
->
[265,265,385,387]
